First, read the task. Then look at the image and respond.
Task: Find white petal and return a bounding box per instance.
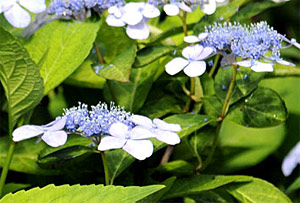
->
[19,0,46,13]
[44,117,66,131]
[122,11,143,25]
[106,14,126,27]
[4,4,30,28]
[153,118,181,132]
[126,22,150,40]
[130,126,155,140]
[195,46,214,60]
[184,35,200,43]
[182,45,202,59]
[235,60,252,67]
[1,0,15,13]
[165,57,189,75]
[142,4,160,18]
[153,129,181,145]
[98,136,127,151]
[124,2,145,12]
[109,122,129,138]
[123,140,153,160]
[197,32,209,40]
[201,0,217,15]
[251,61,274,72]
[176,2,192,13]
[276,59,295,66]
[41,131,67,147]
[163,4,180,16]
[184,61,206,77]
[12,125,44,142]
[131,115,153,128]
[282,141,300,176]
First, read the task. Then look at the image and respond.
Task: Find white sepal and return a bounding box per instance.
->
[165,57,189,75]
[98,136,127,151]
[123,139,153,160]
[41,131,68,147]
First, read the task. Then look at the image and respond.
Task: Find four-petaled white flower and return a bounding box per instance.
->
[0,0,46,28]
[165,44,215,77]
[98,122,155,160]
[234,60,274,72]
[282,141,300,177]
[184,33,209,43]
[106,2,160,40]
[12,116,67,147]
[163,1,192,16]
[132,115,181,145]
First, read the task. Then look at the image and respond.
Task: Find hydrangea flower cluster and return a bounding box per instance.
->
[165,21,300,76]
[12,102,181,160]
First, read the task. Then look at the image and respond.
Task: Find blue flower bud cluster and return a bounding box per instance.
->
[200,22,282,60]
[49,0,126,16]
[63,102,134,137]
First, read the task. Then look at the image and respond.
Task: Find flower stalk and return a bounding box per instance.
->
[101,152,110,186]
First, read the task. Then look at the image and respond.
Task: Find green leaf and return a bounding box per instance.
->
[0,136,58,175]
[231,1,281,23]
[103,60,159,112]
[227,87,287,127]
[47,87,68,118]
[0,184,165,203]
[139,177,176,203]
[225,178,292,203]
[97,45,137,82]
[183,189,236,203]
[202,96,223,118]
[208,119,286,173]
[163,175,251,200]
[133,46,174,68]
[214,67,265,105]
[25,20,100,94]
[65,60,106,89]
[193,0,247,34]
[156,160,194,176]
[2,183,30,198]
[0,27,43,133]
[286,176,300,194]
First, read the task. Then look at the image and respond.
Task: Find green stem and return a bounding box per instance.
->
[183,77,195,112]
[0,141,16,197]
[219,66,238,119]
[101,152,110,186]
[209,54,220,78]
[94,42,104,65]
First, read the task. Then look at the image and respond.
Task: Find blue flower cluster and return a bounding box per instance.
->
[200,22,282,60]
[63,102,134,137]
[49,0,125,16]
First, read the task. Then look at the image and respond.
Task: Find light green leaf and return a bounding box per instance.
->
[65,60,106,89]
[97,45,137,82]
[104,60,159,112]
[0,136,58,175]
[225,177,292,203]
[214,67,265,105]
[163,175,251,200]
[133,46,174,68]
[0,184,165,203]
[0,27,43,133]
[25,20,100,94]
[227,87,287,127]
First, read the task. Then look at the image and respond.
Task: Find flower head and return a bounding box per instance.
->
[12,117,67,147]
[165,44,214,77]
[0,0,46,28]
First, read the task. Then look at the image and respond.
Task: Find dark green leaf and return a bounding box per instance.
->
[133,45,174,68]
[227,87,287,127]
[156,160,194,175]
[202,96,223,118]
[286,176,300,194]
[2,183,30,198]
[0,27,43,133]
[0,184,165,203]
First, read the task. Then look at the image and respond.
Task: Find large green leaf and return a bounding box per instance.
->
[25,20,100,94]
[0,184,165,203]
[214,67,265,105]
[97,45,137,82]
[2,183,30,198]
[163,175,251,200]
[103,60,159,112]
[193,0,247,34]
[225,178,292,203]
[133,45,174,68]
[0,27,43,132]
[227,87,287,127]
[65,60,106,89]
[0,136,57,175]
